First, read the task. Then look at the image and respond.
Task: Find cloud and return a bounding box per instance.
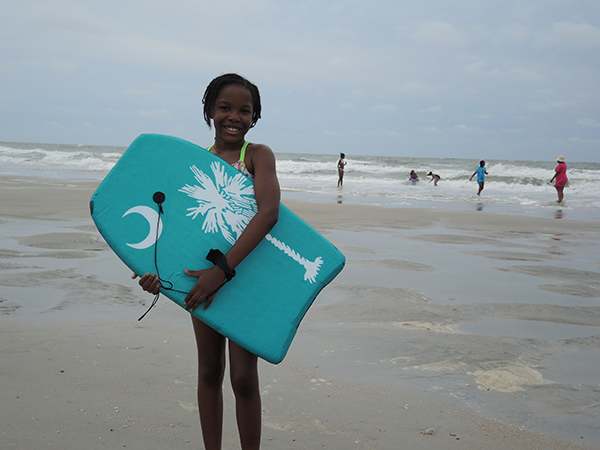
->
[417,126,442,134]
[453,124,470,132]
[395,83,445,96]
[49,60,78,74]
[124,88,154,97]
[410,21,468,47]
[569,137,600,144]
[452,125,486,134]
[525,100,574,112]
[578,118,600,128]
[421,105,443,113]
[552,22,600,47]
[41,120,63,130]
[463,61,544,82]
[500,24,532,43]
[370,104,396,113]
[0,59,77,75]
[139,109,172,119]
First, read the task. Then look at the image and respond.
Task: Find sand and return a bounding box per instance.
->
[1,176,599,449]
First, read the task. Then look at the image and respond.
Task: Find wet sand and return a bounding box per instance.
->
[1,176,599,449]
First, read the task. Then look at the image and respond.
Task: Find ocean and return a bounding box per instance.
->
[2,140,600,218]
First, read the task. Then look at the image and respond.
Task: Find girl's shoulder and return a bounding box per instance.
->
[246,142,275,161]
[247,142,272,153]
[245,142,276,174]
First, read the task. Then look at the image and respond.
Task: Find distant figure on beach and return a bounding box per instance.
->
[409,170,419,182]
[133,73,279,450]
[470,160,488,196]
[337,152,346,187]
[550,155,568,203]
[427,171,441,186]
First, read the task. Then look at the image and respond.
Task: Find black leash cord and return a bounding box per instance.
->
[137,192,235,321]
[138,193,187,321]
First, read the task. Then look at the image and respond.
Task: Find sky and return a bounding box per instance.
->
[1,0,599,162]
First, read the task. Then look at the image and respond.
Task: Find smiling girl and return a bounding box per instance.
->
[136,73,280,450]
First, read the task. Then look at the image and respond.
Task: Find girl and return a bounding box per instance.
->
[550,155,568,203]
[337,152,346,187]
[135,73,280,450]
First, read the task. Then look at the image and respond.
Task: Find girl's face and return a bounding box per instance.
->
[211,84,254,145]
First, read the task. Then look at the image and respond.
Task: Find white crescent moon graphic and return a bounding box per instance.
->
[123,206,163,249]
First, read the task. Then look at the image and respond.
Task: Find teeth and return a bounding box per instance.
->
[225,127,240,132]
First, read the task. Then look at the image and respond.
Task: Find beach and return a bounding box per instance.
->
[1,175,599,450]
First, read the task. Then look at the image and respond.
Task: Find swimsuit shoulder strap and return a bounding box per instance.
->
[206,142,248,162]
[239,141,249,163]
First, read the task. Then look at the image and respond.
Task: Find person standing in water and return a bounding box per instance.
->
[337,153,346,187]
[550,155,568,203]
[469,160,488,196]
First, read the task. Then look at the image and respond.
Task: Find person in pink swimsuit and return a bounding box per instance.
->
[550,155,568,203]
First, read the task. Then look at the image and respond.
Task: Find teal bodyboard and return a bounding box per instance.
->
[90,134,345,364]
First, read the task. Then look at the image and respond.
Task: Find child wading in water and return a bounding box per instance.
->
[470,160,488,196]
[134,73,280,450]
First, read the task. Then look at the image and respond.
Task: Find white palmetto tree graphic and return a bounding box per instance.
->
[179,162,323,283]
[179,162,257,245]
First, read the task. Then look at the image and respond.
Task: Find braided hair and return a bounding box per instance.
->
[202,73,262,128]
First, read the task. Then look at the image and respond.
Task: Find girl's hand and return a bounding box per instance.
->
[132,272,161,295]
[184,266,226,311]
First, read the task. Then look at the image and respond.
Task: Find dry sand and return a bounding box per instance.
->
[1,177,599,449]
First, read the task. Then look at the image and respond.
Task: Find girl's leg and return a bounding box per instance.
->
[229,341,261,450]
[192,316,227,450]
[477,182,484,195]
[556,186,564,202]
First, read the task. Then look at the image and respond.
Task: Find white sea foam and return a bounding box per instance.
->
[2,142,600,211]
[0,144,121,173]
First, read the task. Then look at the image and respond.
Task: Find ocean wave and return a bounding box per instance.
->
[0,144,119,172]
[2,141,599,210]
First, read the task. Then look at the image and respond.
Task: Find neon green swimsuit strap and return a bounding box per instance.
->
[206,142,248,162]
[239,141,249,162]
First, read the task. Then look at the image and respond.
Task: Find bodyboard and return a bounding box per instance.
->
[90,134,345,364]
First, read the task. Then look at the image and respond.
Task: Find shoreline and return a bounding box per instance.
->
[3,172,600,222]
[1,176,599,449]
[282,190,600,222]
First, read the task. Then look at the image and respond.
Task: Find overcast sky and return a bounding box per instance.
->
[1,0,599,161]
